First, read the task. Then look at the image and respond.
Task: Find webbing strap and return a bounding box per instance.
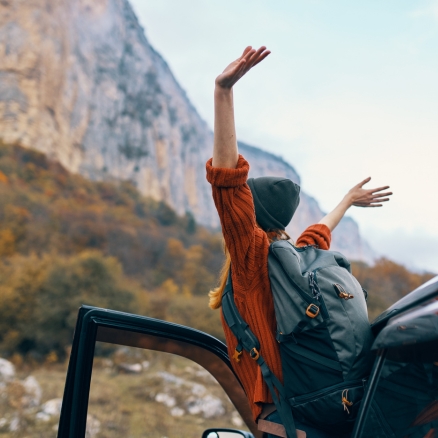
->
[222,274,260,353]
[258,357,297,438]
[222,271,298,438]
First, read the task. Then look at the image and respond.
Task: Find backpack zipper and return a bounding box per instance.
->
[305,269,330,319]
[290,379,366,406]
[308,272,321,301]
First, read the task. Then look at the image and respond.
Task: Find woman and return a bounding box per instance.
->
[206,46,392,438]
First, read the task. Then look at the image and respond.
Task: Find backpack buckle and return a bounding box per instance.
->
[233,344,243,362]
[306,303,320,318]
[233,349,242,362]
[250,347,260,360]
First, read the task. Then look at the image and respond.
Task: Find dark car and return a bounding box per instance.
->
[58,276,438,438]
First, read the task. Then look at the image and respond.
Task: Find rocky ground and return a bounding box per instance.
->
[0,350,247,438]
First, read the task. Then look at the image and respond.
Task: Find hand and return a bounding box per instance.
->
[346,177,393,208]
[215,46,271,90]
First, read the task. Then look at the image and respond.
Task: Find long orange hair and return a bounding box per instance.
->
[208,228,292,309]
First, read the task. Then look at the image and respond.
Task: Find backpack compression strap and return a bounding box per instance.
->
[222,270,298,438]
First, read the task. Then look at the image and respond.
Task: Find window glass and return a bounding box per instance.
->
[86,342,248,437]
[360,359,438,438]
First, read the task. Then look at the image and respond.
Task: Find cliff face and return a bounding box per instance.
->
[0,0,374,262]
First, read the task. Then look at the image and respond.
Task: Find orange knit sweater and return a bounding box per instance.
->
[206,155,332,422]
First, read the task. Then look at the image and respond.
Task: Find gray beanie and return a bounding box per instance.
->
[247,176,300,231]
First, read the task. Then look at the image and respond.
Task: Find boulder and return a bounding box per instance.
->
[185,394,225,418]
[85,414,101,438]
[155,392,176,408]
[0,358,15,384]
[117,362,142,374]
[21,375,42,408]
[36,398,62,422]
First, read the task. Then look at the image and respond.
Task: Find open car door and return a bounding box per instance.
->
[58,305,263,438]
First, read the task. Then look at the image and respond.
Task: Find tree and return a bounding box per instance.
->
[0,252,137,358]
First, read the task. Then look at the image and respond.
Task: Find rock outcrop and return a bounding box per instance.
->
[0,0,373,262]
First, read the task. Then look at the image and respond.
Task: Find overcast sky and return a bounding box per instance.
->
[130,0,438,273]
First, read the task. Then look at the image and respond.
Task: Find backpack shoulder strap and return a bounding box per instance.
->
[221,270,298,438]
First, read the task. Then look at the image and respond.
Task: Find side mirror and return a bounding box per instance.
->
[202,428,255,438]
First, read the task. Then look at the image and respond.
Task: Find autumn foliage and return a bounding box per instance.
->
[0,143,434,359]
[0,143,223,358]
[351,259,434,320]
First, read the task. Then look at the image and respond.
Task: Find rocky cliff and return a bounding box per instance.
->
[0,0,373,262]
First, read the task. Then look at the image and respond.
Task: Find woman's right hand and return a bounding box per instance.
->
[215,46,271,90]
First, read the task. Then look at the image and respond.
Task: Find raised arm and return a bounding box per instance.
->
[212,46,270,168]
[319,177,393,232]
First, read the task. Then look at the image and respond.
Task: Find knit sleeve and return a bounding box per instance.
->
[296,224,331,250]
[206,155,260,276]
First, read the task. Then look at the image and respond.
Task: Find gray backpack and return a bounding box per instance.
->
[222,240,374,438]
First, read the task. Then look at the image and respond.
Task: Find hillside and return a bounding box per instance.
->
[0,0,373,262]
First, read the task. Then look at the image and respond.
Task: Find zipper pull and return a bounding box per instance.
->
[308,272,322,301]
[342,389,353,414]
[334,283,354,300]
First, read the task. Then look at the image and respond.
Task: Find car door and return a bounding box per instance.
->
[58,305,263,438]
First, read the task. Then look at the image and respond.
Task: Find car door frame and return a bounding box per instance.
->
[58,305,262,438]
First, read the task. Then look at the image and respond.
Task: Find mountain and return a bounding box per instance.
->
[0,0,373,262]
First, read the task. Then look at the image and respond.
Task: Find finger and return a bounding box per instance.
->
[242,48,257,63]
[238,46,253,60]
[245,46,267,68]
[236,49,256,72]
[245,50,270,74]
[353,203,382,208]
[369,186,390,194]
[370,197,391,203]
[358,196,391,204]
[253,50,271,67]
[356,177,371,188]
[248,45,266,60]
[370,191,392,198]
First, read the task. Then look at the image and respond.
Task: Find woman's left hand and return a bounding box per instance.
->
[346,177,393,207]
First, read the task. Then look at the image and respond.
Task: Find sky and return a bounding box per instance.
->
[130,0,438,273]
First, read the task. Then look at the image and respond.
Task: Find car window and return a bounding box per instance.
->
[87,341,250,438]
[359,358,438,438]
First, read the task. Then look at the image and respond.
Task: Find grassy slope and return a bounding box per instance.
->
[1,351,248,438]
